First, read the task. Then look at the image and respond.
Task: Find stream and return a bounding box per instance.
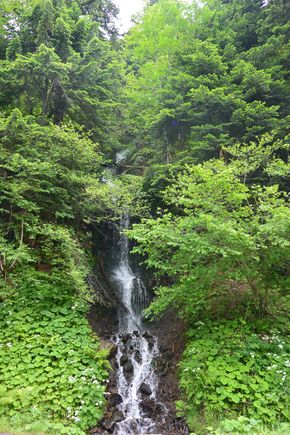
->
[110,213,165,434]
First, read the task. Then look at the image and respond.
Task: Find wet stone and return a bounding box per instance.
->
[140,398,163,418]
[148,341,154,350]
[112,360,119,370]
[109,343,118,358]
[140,382,152,396]
[122,333,131,343]
[142,332,155,349]
[112,410,124,423]
[135,350,142,364]
[109,392,123,407]
[120,354,128,366]
[101,419,115,432]
[123,360,134,374]
[142,331,152,340]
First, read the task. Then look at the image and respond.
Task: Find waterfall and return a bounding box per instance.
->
[111,213,163,434]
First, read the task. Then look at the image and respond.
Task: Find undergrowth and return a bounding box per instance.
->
[177,318,290,435]
[0,295,109,434]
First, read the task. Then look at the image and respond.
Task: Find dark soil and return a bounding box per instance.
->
[87,306,189,435]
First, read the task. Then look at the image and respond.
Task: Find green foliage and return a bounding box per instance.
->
[0,2,121,429]
[0,0,122,146]
[1,0,290,434]
[177,320,290,433]
[0,296,109,434]
[0,106,114,435]
[0,110,102,223]
[211,418,290,435]
[84,173,149,223]
[0,0,129,428]
[224,132,290,183]
[128,153,290,320]
[122,0,290,165]
[0,111,107,303]
[124,4,290,432]
[0,24,115,435]
[0,111,109,426]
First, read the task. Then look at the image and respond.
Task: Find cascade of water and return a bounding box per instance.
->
[111,213,163,434]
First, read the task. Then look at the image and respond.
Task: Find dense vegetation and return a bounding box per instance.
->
[0,0,119,433]
[124,0,290,433]
[0,0,289,434]
[123,0,290,167]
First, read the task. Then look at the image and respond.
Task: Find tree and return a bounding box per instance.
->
[122,0,290,165]
[0,110,104,299]
[0,0,123,145]
[128,152,289,319]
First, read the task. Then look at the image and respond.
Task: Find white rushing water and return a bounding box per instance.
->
[112,214,162,434]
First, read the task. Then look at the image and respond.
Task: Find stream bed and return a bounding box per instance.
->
[111,214,165,434]
[89,214,189,435]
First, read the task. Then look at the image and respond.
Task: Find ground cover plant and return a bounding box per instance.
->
[0,295,109,434]
[178,320,290,434]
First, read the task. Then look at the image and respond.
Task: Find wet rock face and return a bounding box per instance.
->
[89,217,190,435]
[123,360,134,374]
[108,391,123,408]
[140,397,163,419]
[100,418,115,432]
[112,410,124,423]
[111,330,164,434]
[140,382,152,396]
[89,216,189,435]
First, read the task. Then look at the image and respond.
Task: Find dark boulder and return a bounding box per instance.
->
[140,398,163,418]
[142,331,152,340]
[121,333,131,343]
[109,392,123,407]
[100,419,115,433]
[142,331,155,348]
[120,354,128,366]
[123,361,134,374]
[134,350,142,364]
[139,382,152,396]
[112,410,125,423]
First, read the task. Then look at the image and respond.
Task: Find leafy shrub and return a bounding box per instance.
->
[129,158,290,321]
[210,417,290,434]
[177,320,290,434]
[0,297,109,434]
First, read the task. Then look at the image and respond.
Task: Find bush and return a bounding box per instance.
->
[177,319,290,434]
[0,296,109,434]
